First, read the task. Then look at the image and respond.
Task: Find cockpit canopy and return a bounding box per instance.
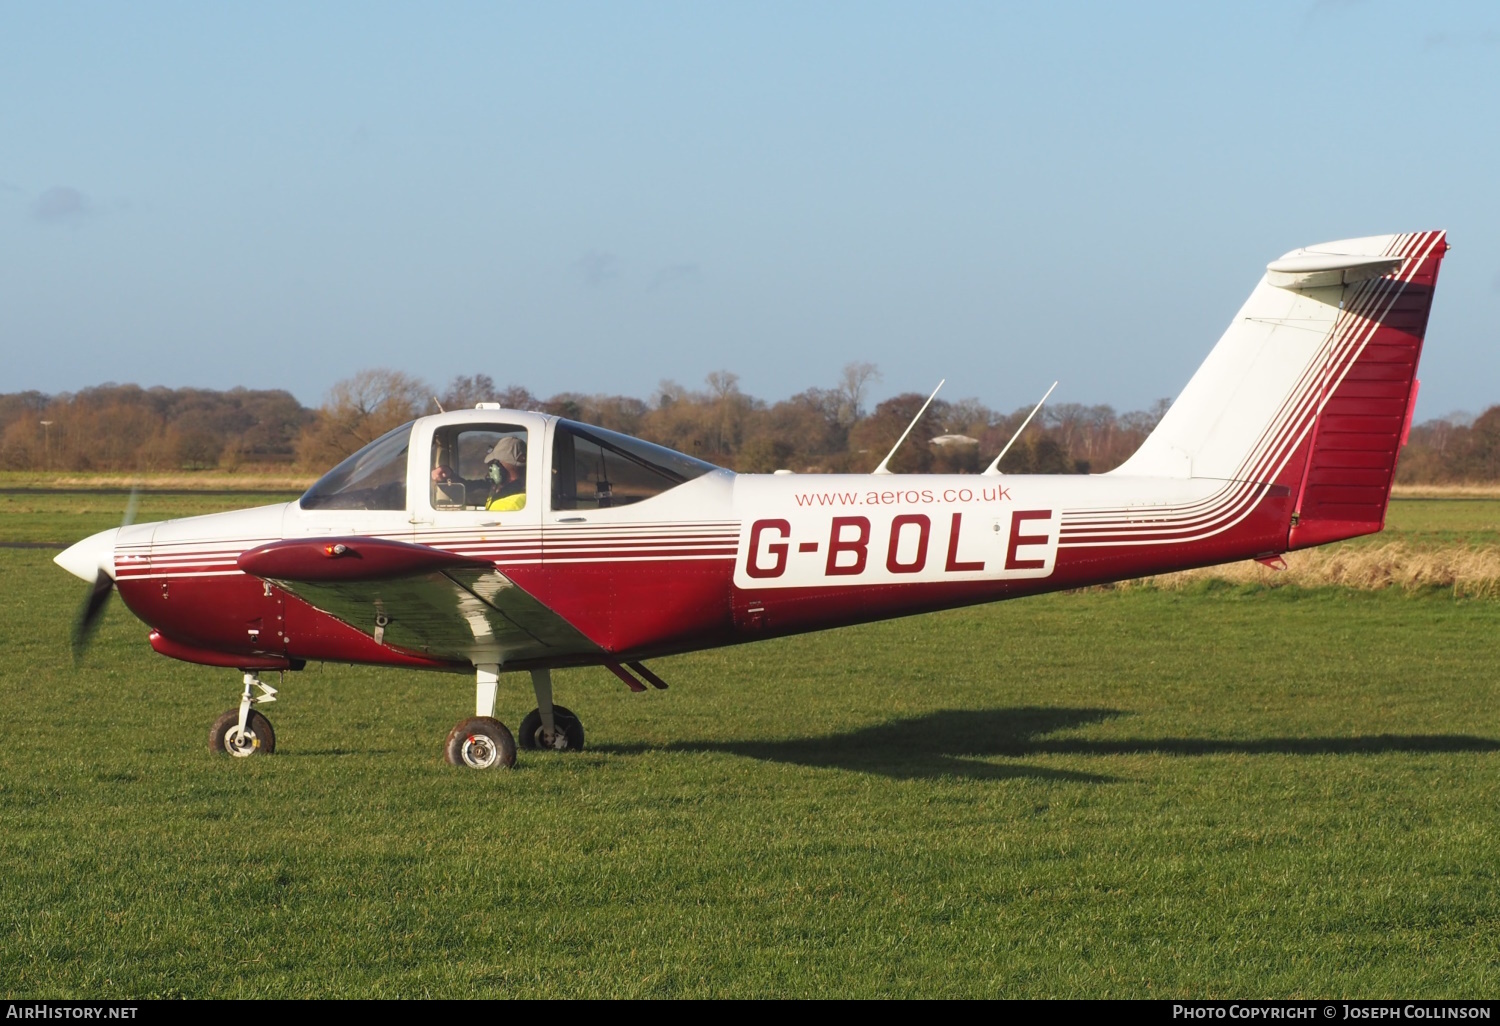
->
[298,414,720,513]
[300,421,414,511]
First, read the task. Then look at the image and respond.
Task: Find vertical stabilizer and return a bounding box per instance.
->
[1111,231,1447,547]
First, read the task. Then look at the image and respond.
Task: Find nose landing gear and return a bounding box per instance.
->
[210,672,278,757]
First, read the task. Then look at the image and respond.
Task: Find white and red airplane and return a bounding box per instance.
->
[55,231,1448,769]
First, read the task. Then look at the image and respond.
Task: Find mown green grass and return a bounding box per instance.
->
[3,492,1500,997]
[0,490,299,545]
[1358,498,1500,549]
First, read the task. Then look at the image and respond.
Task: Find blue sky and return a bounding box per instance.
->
[3,1,1497,419]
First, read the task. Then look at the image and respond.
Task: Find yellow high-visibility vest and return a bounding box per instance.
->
[485,492,526,512]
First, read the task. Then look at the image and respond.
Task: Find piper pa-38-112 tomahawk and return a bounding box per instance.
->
[56,231,1449,769]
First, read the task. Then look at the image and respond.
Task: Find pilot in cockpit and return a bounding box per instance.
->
[431,436,527,512]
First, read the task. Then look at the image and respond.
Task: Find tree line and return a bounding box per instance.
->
[0,366,1492,482]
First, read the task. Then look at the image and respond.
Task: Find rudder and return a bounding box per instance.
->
[1286,231,1447,548]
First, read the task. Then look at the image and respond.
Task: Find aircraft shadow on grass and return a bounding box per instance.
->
[598,707,1500,783]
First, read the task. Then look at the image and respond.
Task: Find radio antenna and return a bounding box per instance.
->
[873,379,944,475]
[982,381,1057,476]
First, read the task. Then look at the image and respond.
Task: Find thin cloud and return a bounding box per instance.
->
[647,262,701,293]
[575,251,619,288]
[31,186,92,224]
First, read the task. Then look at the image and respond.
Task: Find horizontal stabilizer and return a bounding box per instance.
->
[1265,253,1402,289]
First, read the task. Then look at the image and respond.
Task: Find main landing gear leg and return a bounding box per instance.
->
[444,664,516,770]
[519,668,585,752]
[533,668,556,736]
[209,672,278,757]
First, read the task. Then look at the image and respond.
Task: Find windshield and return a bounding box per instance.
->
[300,421,414,511]
[552,420,720,510]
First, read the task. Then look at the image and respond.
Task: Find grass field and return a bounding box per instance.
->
[3,490,1500,997]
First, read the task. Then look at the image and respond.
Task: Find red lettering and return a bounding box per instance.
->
[826,516,871,576]
[944,512,985,572]
[885,514,930,573]
[746,519,790,578]
[1006,510,1053,570]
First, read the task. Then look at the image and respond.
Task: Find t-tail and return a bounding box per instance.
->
[1110,230,1448,551]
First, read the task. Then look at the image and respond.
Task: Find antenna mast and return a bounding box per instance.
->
[981,381,1057,476]
[873,380,944,475]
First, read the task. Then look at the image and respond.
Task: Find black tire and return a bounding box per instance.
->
[444,716,517,769]
[518,705,586,752]
[209,709,276,757]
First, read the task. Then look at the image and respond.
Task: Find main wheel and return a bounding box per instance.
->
[518,705,585,752]
[444,716,517,769]
[209,709,276,757]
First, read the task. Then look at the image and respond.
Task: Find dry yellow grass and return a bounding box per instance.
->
[0,472,314,490]
[1123,542,1500,597]
[1391,482,1500,499]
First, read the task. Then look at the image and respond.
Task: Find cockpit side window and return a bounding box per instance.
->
[551,420,719,510]
[299,422,414,511]
[429,424,529,512]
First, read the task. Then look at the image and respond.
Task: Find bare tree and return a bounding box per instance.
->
[298,368,430,466]
[834,361,881,427]
[439,374,497,411]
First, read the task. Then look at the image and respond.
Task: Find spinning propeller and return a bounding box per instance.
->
[66,487,138,662]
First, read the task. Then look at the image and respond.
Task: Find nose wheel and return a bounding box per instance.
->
[210,672,278,757]
[210,709,276,756]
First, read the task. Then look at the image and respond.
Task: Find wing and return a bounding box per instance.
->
[238,537,600,665]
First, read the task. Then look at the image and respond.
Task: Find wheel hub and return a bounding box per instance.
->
[537,726,570,750]
[224,727,259,757]
[461,733,499,768]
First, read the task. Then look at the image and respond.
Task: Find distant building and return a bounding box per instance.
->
[930,434,978,448]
